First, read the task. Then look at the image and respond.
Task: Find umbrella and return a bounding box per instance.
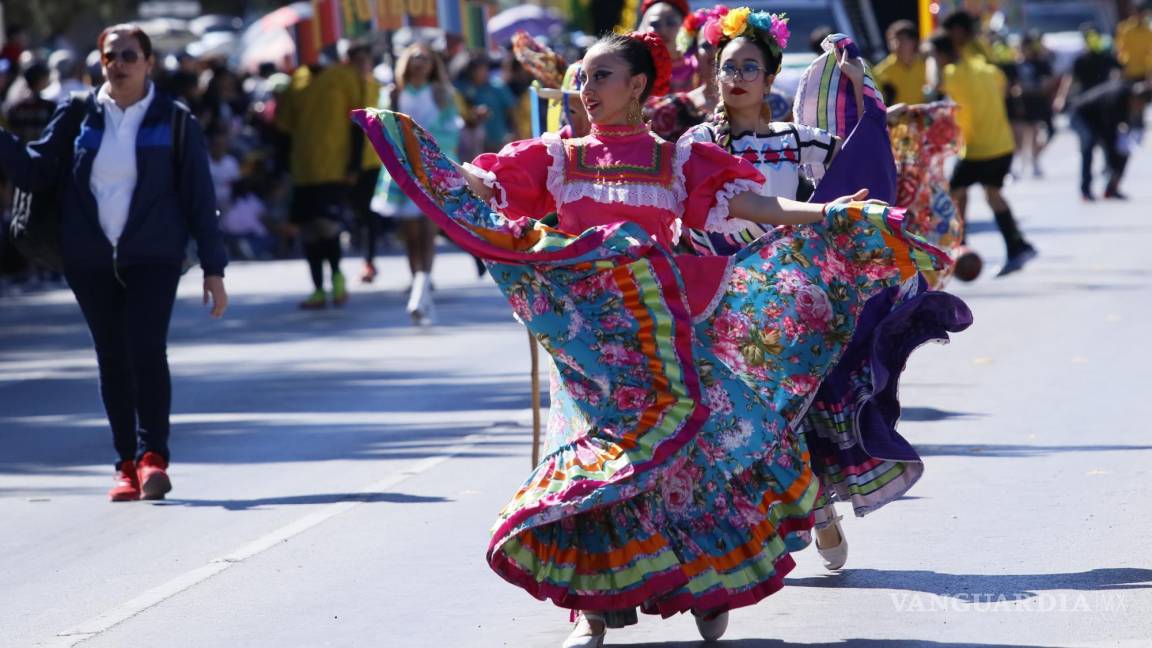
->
[488,5,564,44]
[189,14,245,37]
[186,31,239,60]
[239,1,313,72]
[249,2,313,30]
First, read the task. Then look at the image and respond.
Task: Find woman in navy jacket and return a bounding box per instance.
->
[0,24,229,501]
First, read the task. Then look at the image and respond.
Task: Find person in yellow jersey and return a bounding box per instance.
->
[942,10,994,63]
[277,42,375,309]
[1115,2,1152,82]
[874,20,929,106]
[931,26,1038,278]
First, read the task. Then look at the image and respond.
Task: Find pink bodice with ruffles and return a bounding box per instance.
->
[466,123,765,318]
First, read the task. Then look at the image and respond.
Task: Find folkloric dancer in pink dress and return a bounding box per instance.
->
[355,30,960,648]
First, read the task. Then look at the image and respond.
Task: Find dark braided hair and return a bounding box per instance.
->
[711,34,780,150]
[588,33,659,101]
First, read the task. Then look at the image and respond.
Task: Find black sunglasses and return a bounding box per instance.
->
[102,49,142,65]
[647,16,681,29]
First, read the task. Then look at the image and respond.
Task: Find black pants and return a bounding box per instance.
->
[349,168,381,264]
[66,263,182,467]
[292,183,347,291]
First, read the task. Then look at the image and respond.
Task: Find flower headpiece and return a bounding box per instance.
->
[627,31,672,97]
[678,5,730,52]
[719,8,790,58]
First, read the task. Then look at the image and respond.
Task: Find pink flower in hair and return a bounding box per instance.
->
[770,15,791,50]
[701,17,725,47]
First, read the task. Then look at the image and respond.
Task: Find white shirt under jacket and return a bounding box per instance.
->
[90,82,155,245]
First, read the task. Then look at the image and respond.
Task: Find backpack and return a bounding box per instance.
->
[8,95,189,273]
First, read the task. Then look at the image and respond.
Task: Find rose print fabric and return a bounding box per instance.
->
[681,68,973,526]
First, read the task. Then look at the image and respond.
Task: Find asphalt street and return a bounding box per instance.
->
[1,130,1149,648]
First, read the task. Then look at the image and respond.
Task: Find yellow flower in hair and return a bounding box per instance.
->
[721,7,751,39]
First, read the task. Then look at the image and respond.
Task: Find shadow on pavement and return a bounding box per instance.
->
[786,567,1152,599]
[965,218,1152,238]
[0,365,538,473]
[626,636,1055,641]
[0,417,531,473]
[155,491,451,510]
[955,282,1140,300]
[916,444,1152,458]
[0,282,518,355]
[901,407,981,422]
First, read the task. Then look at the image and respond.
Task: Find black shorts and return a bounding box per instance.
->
[290,183,348,224]
[950,154,1014,189]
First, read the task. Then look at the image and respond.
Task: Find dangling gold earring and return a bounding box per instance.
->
[627,97,643,124]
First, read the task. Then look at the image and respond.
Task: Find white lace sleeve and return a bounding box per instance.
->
[672,134,695,206]
[461,162,508,210]
[703,179,764,234]
[678,123,717,146]
[541,133,567,206]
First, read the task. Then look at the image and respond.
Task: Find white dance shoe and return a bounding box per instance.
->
[815,503,848,570]
[561,612,606,648]
[693,610,729,641]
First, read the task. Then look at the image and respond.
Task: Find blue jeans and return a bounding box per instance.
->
[1070,114,1128,195]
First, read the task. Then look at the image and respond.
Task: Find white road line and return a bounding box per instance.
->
[53,432,497,646]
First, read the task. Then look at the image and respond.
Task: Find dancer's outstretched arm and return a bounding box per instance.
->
[730,188,871,226]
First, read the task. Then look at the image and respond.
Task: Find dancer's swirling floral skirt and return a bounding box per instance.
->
[796,274,972,522]
[354,108,956,615]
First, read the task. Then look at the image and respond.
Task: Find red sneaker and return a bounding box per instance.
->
[360,261,377,284]
[137,452,172,500]
[109,460,140,502]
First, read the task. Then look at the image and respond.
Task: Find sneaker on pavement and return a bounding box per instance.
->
[996,245,1038,278]
[406,271,434,326]
[360,262,377,284]
[299,289,327,310]
[332,273,349,306]
[137,452,172,500]
[109,460,140,502]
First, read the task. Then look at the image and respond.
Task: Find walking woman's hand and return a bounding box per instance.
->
[203,275,228,318]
